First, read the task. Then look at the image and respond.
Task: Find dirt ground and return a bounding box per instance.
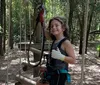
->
[0,45,100,85]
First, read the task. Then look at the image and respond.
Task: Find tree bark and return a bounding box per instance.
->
[81,0,89,85]
[0,34,3,56]
[85,1,96,53]
[9,0,13,49]
[68,0,74,42]
[0,0,4,56]
[79,15,84,54]
[3,0,6,52]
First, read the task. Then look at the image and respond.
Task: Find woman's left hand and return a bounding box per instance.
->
[51,48,65,61]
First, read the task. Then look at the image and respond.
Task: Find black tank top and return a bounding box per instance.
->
[49,38,69,70]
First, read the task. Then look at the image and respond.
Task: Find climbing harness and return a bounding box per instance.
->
[40,38,71,85]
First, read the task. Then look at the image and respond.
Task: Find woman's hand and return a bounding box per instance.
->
[51,48,65,61]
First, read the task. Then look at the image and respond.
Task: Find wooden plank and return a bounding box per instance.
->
[30,47,41,55]
[30,47,49,55]
[16,75,36,85]
[17,42,51,50]
[22,61,39,67]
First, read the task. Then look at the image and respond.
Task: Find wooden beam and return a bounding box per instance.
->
[30,47,41,55]
[22,48,48,72]
[30,47,49,57]
[16,75,36,85]
[22,61,39,67]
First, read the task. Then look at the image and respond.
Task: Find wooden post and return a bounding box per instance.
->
[81,0,89,85]
[16,75,36,85]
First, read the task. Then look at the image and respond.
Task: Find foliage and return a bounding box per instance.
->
[4,0,100,44]
[11,0,33,43]
[97,45,100,51]
[45,0,69,22]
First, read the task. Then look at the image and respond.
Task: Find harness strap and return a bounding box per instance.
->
[46,38,71,83]
[48,37,67,64]
[57,38,67,48]
[59,69,71,83]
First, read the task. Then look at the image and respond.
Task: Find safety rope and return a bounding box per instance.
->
[27,4,46,67]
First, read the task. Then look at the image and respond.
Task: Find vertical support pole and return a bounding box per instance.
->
[81,0,89,85]
[6,0,10,84]
[19,0,22,76]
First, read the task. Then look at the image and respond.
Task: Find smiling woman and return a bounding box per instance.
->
[38,16,76,85]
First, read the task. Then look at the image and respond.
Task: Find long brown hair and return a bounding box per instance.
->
[48,16,69,40]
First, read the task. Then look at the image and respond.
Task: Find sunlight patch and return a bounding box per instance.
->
[86,65,100,72]
[0,66,7,70]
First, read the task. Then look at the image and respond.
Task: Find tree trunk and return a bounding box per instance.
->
[32,0,44,77]
[3,0,6,52]
[85,1,96,53]
[68,0,74,42]
[0,0,4,56]
[9,0,13,49]
[78,1,85,54]
[33,0,42,43]
[0,34,3,56]
[78,14,84,54]
[81,0,89,85]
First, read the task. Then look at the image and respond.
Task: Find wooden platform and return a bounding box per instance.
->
[17,42,51,51]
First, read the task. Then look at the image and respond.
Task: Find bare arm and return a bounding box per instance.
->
[62,40,76,64]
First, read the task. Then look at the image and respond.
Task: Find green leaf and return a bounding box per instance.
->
[97,45,100,51]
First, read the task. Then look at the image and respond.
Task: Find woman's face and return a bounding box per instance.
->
[50,20,65,36]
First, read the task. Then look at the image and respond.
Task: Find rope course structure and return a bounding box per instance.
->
[15,1,48,85]
[4,0,100,85]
